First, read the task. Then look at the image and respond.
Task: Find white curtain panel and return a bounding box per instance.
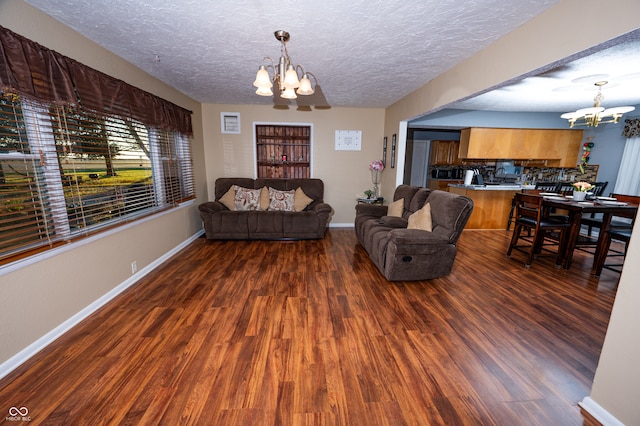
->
[614,135,640,196]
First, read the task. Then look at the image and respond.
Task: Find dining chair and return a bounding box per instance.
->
[610,193,640,206]
[506,192,571,268]
[506,188,543,230]
[580,182,609,236]
[535,181,561,192]
[598,197,638,274]
[601,228,633,274]
[590,181,609,197]
[581,192,638,238]
[607,193,639,233]
[557,182,576,195]
[505,183,555,231]
[533,181,570,223]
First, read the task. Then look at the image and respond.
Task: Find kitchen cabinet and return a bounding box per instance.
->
[449,186,519,229]
[430,140,461,165]
[459,128,583,167]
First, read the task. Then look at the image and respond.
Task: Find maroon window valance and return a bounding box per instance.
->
[0,25,192,135]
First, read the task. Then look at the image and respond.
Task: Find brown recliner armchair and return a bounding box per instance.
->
[355,185,473,281]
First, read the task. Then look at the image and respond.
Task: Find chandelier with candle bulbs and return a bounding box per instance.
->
[253,30,315,100]
[560,81,635,127]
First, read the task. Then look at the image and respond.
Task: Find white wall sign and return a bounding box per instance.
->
[335,130,362,151]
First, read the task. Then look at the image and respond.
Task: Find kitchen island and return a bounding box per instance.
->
[448,183,534,229]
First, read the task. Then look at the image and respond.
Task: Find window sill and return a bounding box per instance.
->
[0,199,195,276]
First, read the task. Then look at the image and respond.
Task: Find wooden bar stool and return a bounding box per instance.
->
[507,193,571,268]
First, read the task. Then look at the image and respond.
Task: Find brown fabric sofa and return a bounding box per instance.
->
[199,178,332,240]
[355,185,473,281]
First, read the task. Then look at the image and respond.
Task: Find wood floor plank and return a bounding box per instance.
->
[0,229,619,425]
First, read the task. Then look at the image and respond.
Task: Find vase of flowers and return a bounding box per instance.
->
[369,160,384,198]
[572,181,594,201]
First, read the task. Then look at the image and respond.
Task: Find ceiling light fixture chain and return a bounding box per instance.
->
[592,81,605,106]
[561,80,635,128]
[253,30,316,99]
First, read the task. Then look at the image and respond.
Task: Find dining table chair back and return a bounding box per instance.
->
[580,181,609,236]
[558,182,577,195]
[506,188,543,230]
[592,193,639,276]
[535,181,561,192]
[602,228,633,274]
[610,193,640,208]
[606,193,640,230]
[506,193,571,268]
[590,181,608,197]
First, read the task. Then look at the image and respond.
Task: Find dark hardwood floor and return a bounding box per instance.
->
[0,229,619,425]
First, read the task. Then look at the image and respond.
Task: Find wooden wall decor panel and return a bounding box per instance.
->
[256,124,311,179]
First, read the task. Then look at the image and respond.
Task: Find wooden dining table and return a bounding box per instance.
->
[541,196,638,277]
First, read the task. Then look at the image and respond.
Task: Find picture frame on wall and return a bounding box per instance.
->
[391,134,397,168]
[382,137,388,167]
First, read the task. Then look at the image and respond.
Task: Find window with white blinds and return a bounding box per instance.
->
[0,95,58,257]
[0,93,194,263]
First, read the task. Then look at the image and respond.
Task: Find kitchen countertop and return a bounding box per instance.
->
[449,183,536,191]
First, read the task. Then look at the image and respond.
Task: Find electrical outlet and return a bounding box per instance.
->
[131,261,138,274]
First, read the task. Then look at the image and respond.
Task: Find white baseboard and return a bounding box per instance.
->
[329,223,354,228]
[0,231,204,381]
[579,396,624,426]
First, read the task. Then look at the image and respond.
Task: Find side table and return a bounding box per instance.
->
[357,197,384,205]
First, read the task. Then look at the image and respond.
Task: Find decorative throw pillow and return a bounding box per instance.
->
[234,186,262,211]
[268,187,295,211]
[387,198,404,217]
[219,186,236,210]
[260,186,270,210]
[407,202,433,232]
[294,187,314,212]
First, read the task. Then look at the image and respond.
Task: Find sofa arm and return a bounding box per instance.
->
[388,228,450,245]
[312,202,333,215]
[355,203,387,218]
[379,216,408,228]
[198,201,227,214]
[313,202,333,226]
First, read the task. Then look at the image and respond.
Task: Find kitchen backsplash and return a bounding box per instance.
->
[523,164,599,183]
[429,164,600,183]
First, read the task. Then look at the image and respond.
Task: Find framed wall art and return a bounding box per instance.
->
[382,136,388,167]
[335,130,362,151]
[391,133,397,168]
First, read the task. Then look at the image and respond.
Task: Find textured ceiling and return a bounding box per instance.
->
[24,0,562,109]
[453,29,640,113]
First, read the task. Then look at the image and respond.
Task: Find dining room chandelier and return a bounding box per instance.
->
[560,81,635,128]
[253,30,315,100]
